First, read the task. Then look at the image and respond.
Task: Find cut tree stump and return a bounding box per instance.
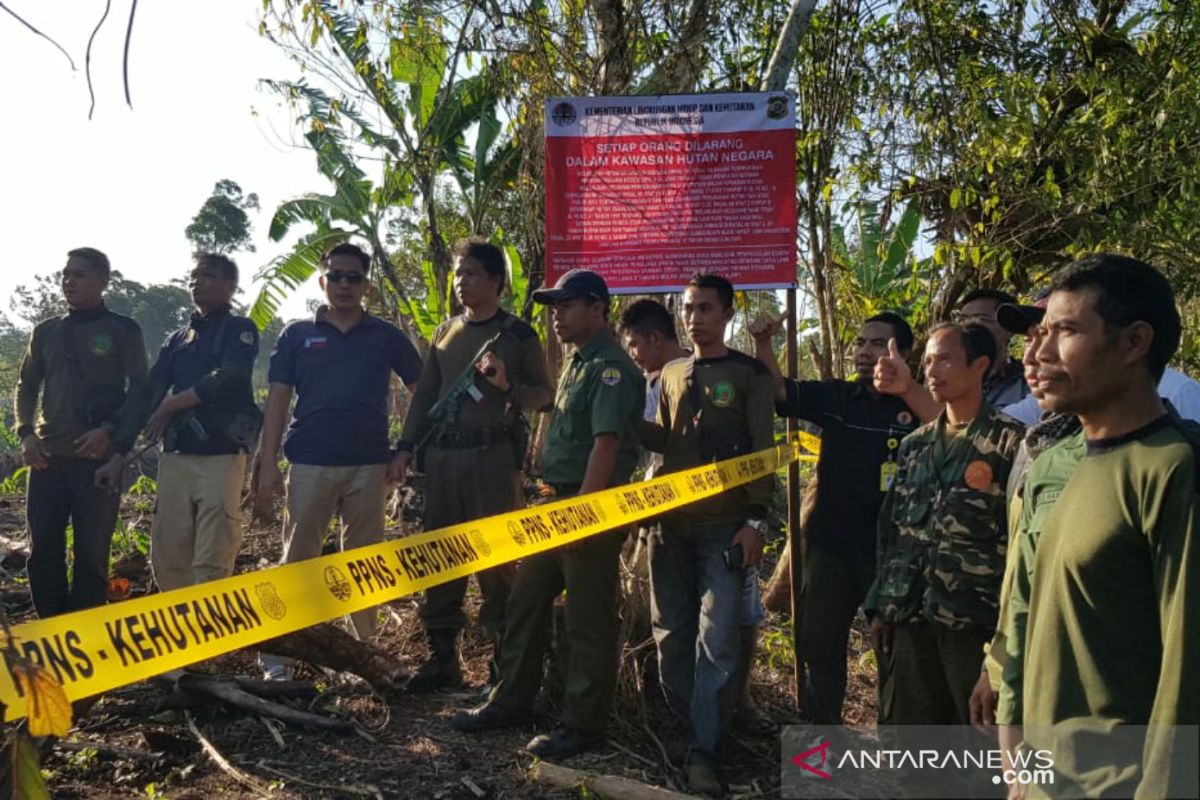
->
[530,761,700,800]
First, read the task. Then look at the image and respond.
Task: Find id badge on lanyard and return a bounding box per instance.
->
[880,434,901,492]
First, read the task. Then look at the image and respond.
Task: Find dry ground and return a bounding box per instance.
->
[0,489,880,799]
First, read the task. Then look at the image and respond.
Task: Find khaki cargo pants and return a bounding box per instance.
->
[151,452,247,591]
[280,462,388,639]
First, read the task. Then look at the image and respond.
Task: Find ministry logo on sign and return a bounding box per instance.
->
[551,101,577,127]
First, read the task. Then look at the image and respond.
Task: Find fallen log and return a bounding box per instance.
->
[173,673,355,733]
[258,623,409,695]
[530,761,700,800]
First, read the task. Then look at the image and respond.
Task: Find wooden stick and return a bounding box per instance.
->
[256,761,383,799]
[185,712,275,796]
[531,761,700,800]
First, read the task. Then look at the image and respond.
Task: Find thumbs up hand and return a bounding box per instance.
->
[874,337,913,396]
[748,314,783,344]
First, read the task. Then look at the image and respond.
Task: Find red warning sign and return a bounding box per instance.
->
[545,93,797,293]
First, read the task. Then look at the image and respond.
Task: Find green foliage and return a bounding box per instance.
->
[9,271,192,352]
[10,729,51,800]
[184,179,260,256]
[0,466,30,495]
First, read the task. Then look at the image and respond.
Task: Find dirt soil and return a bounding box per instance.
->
[0,489,880,799]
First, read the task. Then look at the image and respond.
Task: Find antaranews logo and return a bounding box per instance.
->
[781,726,1057,799]
[791,739,832,780]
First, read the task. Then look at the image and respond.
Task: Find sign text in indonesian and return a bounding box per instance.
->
[544,92,798,293]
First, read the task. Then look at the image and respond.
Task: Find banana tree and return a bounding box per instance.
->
[831,199,928,318]
[258,1,514,332]
[248,128,420,332]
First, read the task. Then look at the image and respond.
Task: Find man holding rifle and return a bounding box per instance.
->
[395,239,553,693]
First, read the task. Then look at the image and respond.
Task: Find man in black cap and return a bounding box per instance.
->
[452,269,644,760]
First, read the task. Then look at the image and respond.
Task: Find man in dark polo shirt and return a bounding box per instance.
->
[142,253,260,590]
[16,247,150,617]
[452,269,643,760]
[749,312,921,724]
[256,242,420,669]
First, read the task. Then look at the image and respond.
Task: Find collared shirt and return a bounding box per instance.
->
[776,378,920,561]
[866,404,1024,629]
[268,308,421,466]
[657,350,776,525]
[149,306,259,455]
[542,330,643,488]
[15,303,150,456]
[983,356,1029,408]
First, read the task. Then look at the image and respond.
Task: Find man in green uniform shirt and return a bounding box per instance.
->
[1002,254,1199,799]
[865,322,1024,727]
[395,240,554,693]
[15,247,150,617]
[452,269,643,760]
[641,274,775,796]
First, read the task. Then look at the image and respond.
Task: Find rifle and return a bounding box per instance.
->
[412,332,504,467]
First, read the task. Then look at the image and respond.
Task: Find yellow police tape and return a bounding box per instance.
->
[0,437,818,721]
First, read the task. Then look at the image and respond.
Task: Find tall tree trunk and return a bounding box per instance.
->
[589,0,633,93]
[763,0,820,91]
[638,0,715,94]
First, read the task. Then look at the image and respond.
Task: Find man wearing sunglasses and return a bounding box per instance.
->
[255,242,421,677]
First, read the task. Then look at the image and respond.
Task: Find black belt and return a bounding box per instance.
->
[432,426,514,449]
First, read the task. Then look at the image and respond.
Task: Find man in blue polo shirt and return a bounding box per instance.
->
[142,253,260,591]
[256,242,421,660]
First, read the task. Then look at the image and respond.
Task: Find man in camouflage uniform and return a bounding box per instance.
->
[864,322,1024,726]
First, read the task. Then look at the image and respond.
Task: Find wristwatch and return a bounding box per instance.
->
[746,518,769,536]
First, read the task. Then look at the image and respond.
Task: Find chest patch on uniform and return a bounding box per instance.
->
[710,381,735,408]
[601,367,622,386]
[964,460,993,490]
[897,410,913,425]
[304,336,329,349]
[240,330,256,345]
[89,334,113,357]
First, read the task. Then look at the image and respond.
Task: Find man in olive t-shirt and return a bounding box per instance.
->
[1004,255,1199,799]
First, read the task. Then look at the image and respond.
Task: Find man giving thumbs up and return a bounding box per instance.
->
[750,312,924,724]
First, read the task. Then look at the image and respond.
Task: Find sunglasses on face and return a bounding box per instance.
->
[325,270,366,285]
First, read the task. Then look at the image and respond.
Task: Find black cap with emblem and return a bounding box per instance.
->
[532,269,610,305]
[997,287,1052,335]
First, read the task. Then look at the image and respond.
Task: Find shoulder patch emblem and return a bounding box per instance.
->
[89,334,113,357]
[711,381,735,408]
[240,330,256,345]
[601,367,622,386]
[964,460,993,490]
[897,411,913,425]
